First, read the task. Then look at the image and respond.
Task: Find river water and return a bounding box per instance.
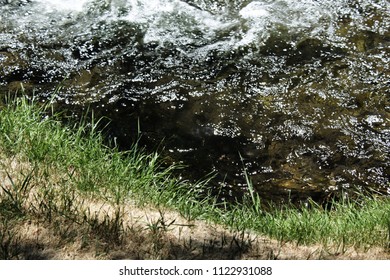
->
[1,0,389,204]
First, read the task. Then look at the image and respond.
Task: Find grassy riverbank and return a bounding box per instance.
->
[1,96,389,259]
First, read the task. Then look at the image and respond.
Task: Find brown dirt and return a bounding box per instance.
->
[2,202,389,260]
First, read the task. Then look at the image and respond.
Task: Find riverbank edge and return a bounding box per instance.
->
[1,96,389,259]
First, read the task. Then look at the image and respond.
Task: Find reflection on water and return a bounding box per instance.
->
[1,0,389,204]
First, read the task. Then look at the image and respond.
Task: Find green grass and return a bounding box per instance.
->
[0,95,389,259]
[221,194,390,250]
[0,95,200,205]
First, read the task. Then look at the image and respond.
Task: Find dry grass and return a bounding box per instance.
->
[3,206,389,260]
[1,155,389,260]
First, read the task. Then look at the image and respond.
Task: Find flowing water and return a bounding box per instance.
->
[1,0,389,204]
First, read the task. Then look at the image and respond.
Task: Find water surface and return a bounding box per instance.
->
[1,0,389,203]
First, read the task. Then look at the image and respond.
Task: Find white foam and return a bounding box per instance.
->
[239,2,270,19]
[117,0,230,49]
[34,0,90,12]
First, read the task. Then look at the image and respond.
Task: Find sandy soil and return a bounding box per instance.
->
[3,201,389,260]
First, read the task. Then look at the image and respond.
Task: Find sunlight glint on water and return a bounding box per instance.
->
[0,0,389,203]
